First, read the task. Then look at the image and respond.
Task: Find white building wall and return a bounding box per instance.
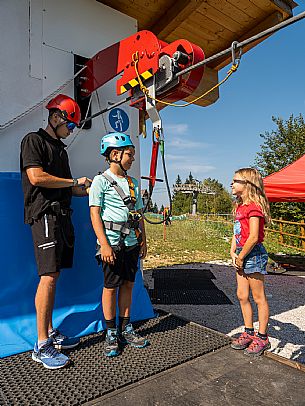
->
[0,0,140,179]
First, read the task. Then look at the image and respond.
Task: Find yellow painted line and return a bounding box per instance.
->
[141,70,153,80]
[129,78,139,87]
[120,69,153,93]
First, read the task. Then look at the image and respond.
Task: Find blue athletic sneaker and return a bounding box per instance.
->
[104,328,120,357]
[120,324,149,348]
[49,328,80,350]
[32,339,70,369]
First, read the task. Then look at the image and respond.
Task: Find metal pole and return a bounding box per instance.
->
[192,191,197,216]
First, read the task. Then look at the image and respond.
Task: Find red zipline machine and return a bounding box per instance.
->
[78,30,205,198]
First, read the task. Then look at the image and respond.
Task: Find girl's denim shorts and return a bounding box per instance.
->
[236,243,268,275]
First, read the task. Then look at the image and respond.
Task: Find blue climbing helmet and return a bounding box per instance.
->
[100,132,134,157]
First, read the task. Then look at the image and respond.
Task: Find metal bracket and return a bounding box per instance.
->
[145,77,162,132]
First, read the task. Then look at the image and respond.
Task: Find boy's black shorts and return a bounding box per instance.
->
[31,212,75,276]
[102,244,140,288]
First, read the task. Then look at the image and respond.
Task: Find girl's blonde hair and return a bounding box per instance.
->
[233,167,271,224]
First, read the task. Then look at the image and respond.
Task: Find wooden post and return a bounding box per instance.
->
[300,220,305,250]
[279,217,284,245]
[163,209,166,241]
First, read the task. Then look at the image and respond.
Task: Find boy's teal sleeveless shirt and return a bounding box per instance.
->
[89,169,143,247]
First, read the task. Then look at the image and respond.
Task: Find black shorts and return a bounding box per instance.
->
[102,244,140,288]
[31,213,75,276]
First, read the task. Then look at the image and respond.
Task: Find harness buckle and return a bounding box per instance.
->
[123,196,132,205]
[129,211,142,221]
[50,201,61,215]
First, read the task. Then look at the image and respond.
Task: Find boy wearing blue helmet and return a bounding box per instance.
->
[89,132,148,357]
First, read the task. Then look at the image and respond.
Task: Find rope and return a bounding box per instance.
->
[142,140,173,225]
[0,66,86,131]
[8,10,302,127]
[95,90,108,132]
[72,10,305,122]
[132,51,240,107]
[66,93,93,150]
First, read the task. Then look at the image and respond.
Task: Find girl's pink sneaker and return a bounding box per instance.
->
[244,335,271,356]
[231,331,255,350]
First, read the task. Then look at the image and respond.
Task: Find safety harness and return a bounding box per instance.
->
[102,171,143,250]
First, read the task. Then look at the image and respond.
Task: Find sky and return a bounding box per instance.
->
[139,3,305,207]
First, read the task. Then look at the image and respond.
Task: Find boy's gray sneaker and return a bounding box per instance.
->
[120,324,149,348]
[32,338,70,369]
[49,328,80,350]
[104,328,120,357]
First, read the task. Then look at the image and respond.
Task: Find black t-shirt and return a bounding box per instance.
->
[20,128,73,224]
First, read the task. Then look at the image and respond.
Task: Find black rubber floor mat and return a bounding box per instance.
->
[152,268,216,279]
[149,268,232,304]
[0,313,230,406]
[153,278,218,290]
[149,289,233,305]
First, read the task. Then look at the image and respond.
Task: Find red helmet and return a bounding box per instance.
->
[46,94,81,126]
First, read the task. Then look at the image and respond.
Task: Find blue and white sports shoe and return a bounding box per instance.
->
[120,324,149,348]
[49,328,80,350]
[104,328,120,357]
[32,339,70,369]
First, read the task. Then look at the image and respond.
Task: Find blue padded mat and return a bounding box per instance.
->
[0,172,154,358]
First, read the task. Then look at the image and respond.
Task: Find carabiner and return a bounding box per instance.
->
[231,41,242,67]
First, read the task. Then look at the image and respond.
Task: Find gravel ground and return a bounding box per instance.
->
[144,262,305,364]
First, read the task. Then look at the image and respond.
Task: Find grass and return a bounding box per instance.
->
[143,218,302,269]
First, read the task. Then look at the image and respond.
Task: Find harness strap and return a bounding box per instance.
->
[127,176,136,203]
[102,172,136,211]
[101,171,142,247]
[103,220,130,235]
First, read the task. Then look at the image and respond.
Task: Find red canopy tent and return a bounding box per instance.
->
[264,154,305,202]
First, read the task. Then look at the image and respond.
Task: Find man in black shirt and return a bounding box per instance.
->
[20,94,91,369]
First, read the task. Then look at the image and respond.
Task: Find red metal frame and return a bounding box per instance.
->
[80,30,205,108]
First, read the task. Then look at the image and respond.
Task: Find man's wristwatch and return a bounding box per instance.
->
[72,178,78,187]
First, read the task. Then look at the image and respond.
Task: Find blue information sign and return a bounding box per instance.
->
[108,108,129,132]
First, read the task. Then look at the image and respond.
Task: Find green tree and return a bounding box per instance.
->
[172,176,231,215]
[172,190,191,215]
[197,178,232,214]
[185,172,195,184]
[188,172,194,184]
[175,174,182,186]
[172,174,187,214]
[152,202,158,213]
[255,114,305,220]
